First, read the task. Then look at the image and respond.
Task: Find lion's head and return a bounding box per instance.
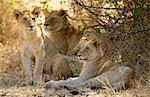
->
[77,37,104,63]
[44,9,70,32]
[80,32,101,45]
[70,32,102,55]
[13,8,41,32]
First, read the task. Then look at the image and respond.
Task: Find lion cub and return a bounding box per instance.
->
[14,9,73,85]
[43,9,83,54]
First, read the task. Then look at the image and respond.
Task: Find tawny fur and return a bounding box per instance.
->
[14,9,73,85]
[43,9,83,54]
[45,34,134,90]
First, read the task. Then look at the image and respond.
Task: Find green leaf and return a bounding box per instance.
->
[10,0,16,7]
[95,28,100,33]
[132,7,142,16]
[40,1,48,9]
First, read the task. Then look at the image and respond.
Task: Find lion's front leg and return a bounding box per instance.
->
[67,66,134,91]
[63,66,134,91]
[61,77,99,90]
[33,50,45,85]
[21,51,33,85]
[44,78,83,90]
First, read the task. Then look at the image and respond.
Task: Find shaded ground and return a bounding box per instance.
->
[0,73,149,97]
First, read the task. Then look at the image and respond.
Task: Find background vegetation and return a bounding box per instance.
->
[0,0,149,97]
[69,0,150,82]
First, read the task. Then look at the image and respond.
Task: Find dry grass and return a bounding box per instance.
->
[0,0,149,96]
[0,39,149,97]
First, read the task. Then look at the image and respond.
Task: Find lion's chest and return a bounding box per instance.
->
[21,38,43,55]
[49,33,69,54]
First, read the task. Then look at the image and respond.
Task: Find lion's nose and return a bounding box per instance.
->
[29,26,33,28]
[44,23,49,26]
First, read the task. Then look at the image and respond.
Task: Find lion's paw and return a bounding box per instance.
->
[44,80,64,90]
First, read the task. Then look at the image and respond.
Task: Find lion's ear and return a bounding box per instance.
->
[59,9,67,16]
[43,9,49,16]
[32,7,41,17]
[13,9,22,20]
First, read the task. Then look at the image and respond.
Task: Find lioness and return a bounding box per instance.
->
[69,32,102,55]
[44,34,134,90]
[14,9,73,85]
[43,9,83,54]
[65,32,102,75]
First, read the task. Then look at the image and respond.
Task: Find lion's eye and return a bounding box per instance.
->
[52,17,56,20]
[86,47,89,50]
[32,18,35,20]
[35,12,39,16]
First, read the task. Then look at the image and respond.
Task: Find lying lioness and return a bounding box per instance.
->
[44,33,134,90]
[14,8,73,85]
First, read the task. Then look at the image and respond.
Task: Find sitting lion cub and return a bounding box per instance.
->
[44,33,134,90]
[14,9,73,85]
[43,9,83,54]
